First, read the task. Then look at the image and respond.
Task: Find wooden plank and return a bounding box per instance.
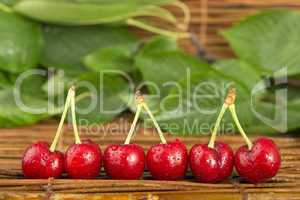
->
[0,190,300,200]
[0,120,298,199]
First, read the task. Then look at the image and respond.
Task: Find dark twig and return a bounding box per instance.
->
[287,76,300,87]
[189,32,217,63]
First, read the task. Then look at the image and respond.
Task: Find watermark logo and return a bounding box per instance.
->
[12,67,288,135]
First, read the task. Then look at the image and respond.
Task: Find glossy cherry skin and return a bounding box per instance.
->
[22,141,64,179]
[65,139,102,179]
[189,141,234,183]
[146,139,188,180]
[104,144,145,179]
[235,137,281,183]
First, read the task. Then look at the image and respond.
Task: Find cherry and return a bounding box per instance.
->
[64,88,102,179]
[131,91,188,180]
[22,87,75,179]
[22,141,64,179]
[104,91,145,179]
[65,139,102,179]
[104,144,145,179]
[235,138,281,183]
[227,89,281,183]
[190,142,233,183]
[147,139,187,180]
[189,90,234,183]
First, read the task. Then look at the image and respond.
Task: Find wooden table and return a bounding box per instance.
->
[0,120,299,200]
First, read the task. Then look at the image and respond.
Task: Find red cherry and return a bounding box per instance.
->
[104,144,145,179]
[235,137,281,183]
[22,141,64,179]
[65,140,102,179]
[189,141,234,183]
[146,139,188,180]
[102,91,145,180]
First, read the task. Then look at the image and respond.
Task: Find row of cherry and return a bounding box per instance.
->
[22,88,281,183]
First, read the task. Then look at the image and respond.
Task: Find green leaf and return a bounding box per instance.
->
[0,71,12,88]
[153,67,300,135]
[0,73,55,128]
[239,94,300,135]
[285,98,300,132]
[0,0,17,6]
[287,85,300,101]
[74,72,132,124]
[0,88,51,127]
[152,71,251,135]
[42,72,75,97]
[42,71,132,125]
[221,10,300,76]
[212,59,262,91]
[213,60,300,134]
[41,25,139,74]
[139,36,178,54]
[84,43,139,73]
[17,70,47,98]
[0,11,42,73]
[14,0,176,25]
[135,37,210,97]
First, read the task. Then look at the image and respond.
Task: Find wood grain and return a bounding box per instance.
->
[0,119,298,199]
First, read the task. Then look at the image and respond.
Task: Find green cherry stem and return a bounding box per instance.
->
[75,92,91,103]
[126,18,190,39]
[208,103,228,149]
[135,91,167,144]
[143,103,167,144]
[124,104,142,145]
[229,104,253,150]
[49,87,73,152]
[142,103,167,144]
[70,87,81,144]
[226,88,253,150]
[208,88,239,148]
[172,1,191,31]
[49,92,91,115]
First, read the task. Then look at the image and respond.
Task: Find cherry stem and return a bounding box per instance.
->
[70,87,81,144]
[134,91,167,144]
[75,92,91,103]
[225,88,252,150]
[229,105,253,150]
[208,103,228,149]
[143,103,167,144]
[126,18,190,39]
[49,87,73,152]
[208,88,238,149]
[49,92,91,115]
[171,1,191,31]
[124,104,142,145]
